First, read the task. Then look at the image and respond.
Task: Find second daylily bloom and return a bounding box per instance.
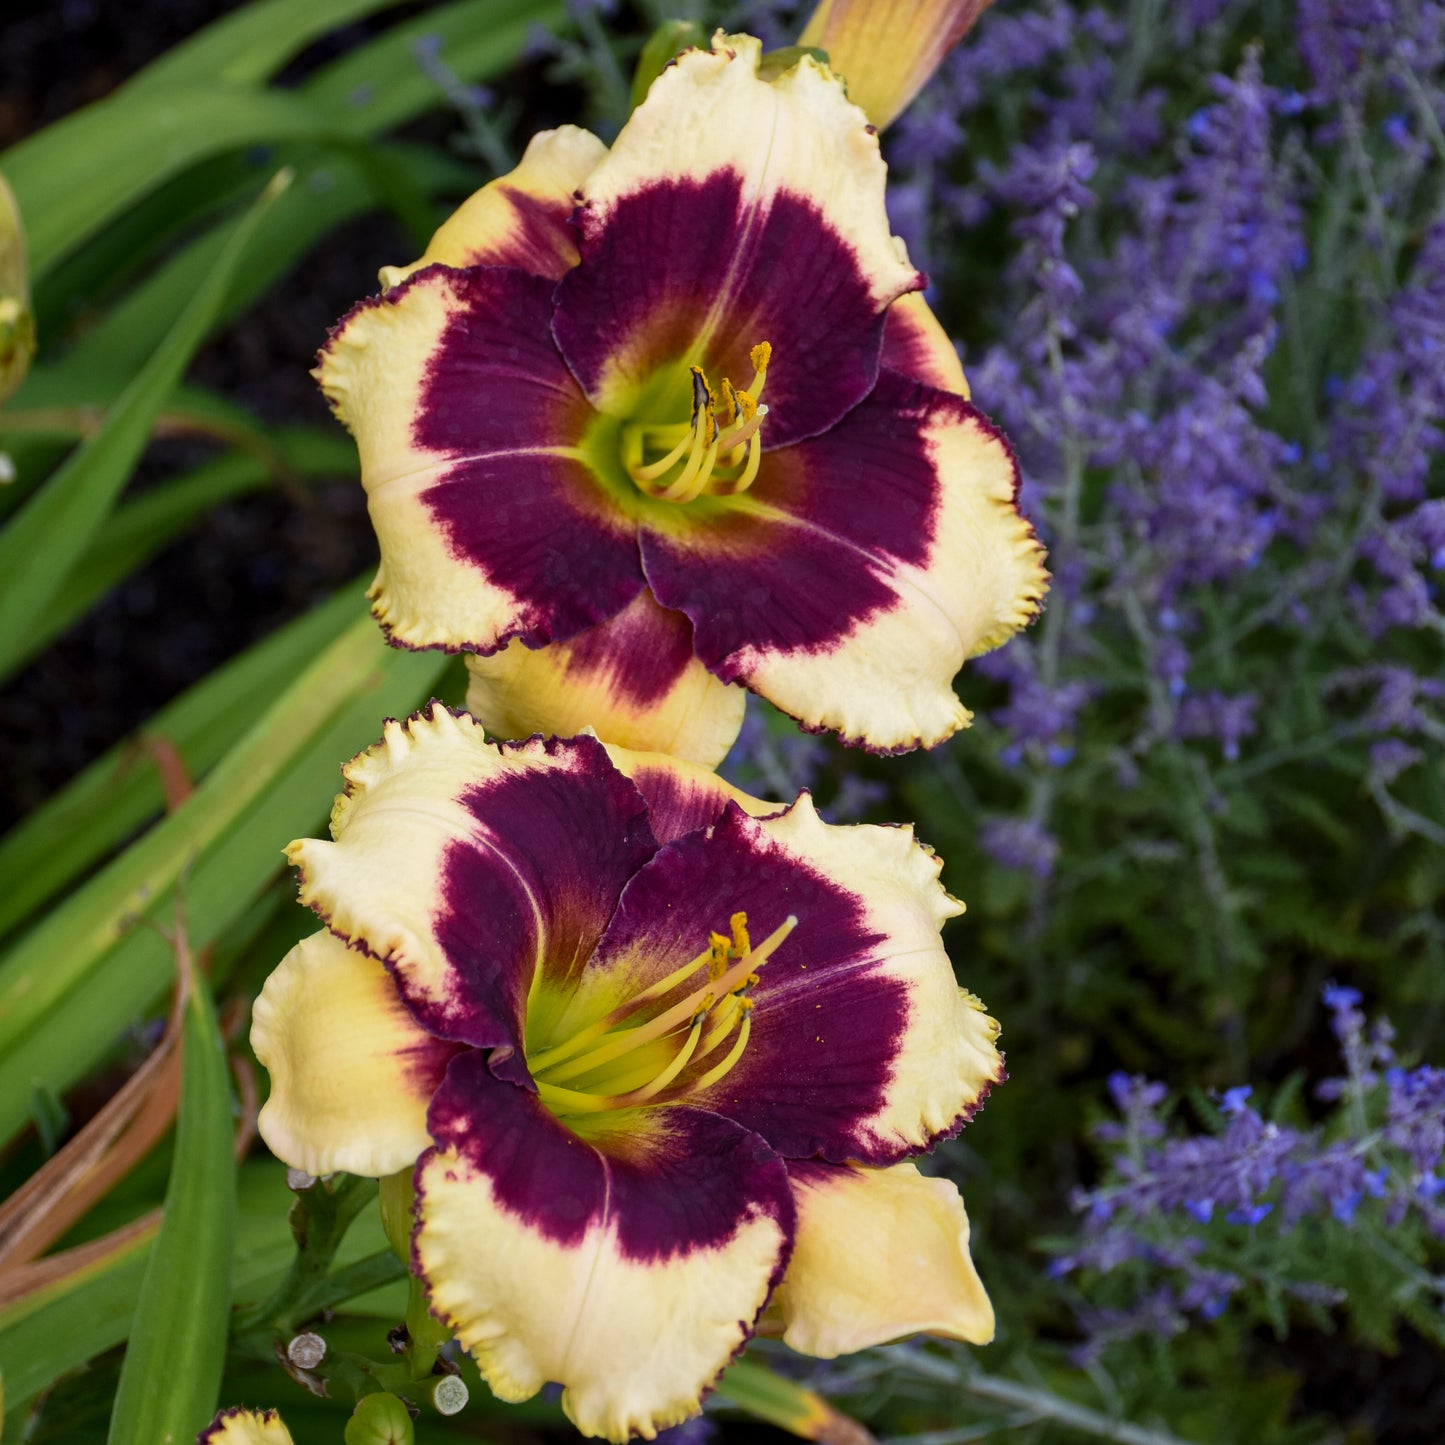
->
[252,707,1002,1442]
[317,32,1046,766]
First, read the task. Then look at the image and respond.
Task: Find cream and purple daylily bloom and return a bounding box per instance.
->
[316,33,1046,767]
[251,707,1001,1442]
[197,1408,294,1445]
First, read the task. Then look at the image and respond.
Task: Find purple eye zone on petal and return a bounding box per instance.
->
[427,1054,794,1262]
[411,266,644,647]
[562,598,701,709]
[553,169,898,448]
[420,738,658,1047]
[568,805,912,1161]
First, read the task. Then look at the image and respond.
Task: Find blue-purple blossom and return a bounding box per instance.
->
[981,816,1061,878]
[1055,989,1445,1354]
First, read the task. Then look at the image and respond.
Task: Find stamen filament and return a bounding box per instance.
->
[622,342,771,503]
[536,916,796,1086]
[715,404,767,455]
[528,942,715,1073]
[632,429,695,483]
[657,435,719,503]
[691,1010,753,1092]
[535,1014,706,1116]
[713,432,763,497]
[608,1014,705,1105]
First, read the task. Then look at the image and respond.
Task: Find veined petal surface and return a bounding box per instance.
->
[316,264,642,651]
[641,372,1048,751]
[251,930,458,1178]
[799,0,991,131]
[560,797,1001,1164]
[381,126,607,288]
[416,1053,793,1442]
[288,710,655,1048]
[881,290,970,396]
[552,33,921,446]
[464,589,746,767]
[603,741,782,845]
[774,1160,994,1355]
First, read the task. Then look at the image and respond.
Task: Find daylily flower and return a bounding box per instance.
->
[316,33,1046,767]
[798,0,995,130]
[251,707,1002,1442]
[198,1408,294,1445]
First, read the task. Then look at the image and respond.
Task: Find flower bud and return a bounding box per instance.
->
[798,0,993,129]
[0,173,35,408]
[344,1393,414,1445]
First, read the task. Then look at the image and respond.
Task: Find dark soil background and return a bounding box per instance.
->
[0,0,424,825]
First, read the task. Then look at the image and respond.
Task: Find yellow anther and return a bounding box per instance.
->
[624,342,772,502]
[708,931,731,979]
[730,912,750,956]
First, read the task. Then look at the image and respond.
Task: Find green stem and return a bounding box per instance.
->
[233,1174,378,1336]
[898,1355,1201,1445]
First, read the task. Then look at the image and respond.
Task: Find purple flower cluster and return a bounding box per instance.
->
[873,0,1445,844]
[1053,988,1445,1355]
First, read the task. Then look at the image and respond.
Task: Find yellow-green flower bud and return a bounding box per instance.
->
[0,173,35,407]
[344,1393,414,1445]
[798,0,994,130]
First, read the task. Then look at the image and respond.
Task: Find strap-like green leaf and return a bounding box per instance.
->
[129,0,404,94]
[0,173,289,681]
[0,617,448,1144]
[0,580,363,942]
[4,0,564,280]
[12,429,354,673]
[106,958,234,1445]
[0,1162,394,1414]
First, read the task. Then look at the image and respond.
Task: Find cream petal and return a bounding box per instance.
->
[315,263,639,652]
[881,290,970,396]
[197,1408,295,1445]
[380,126,607,287]
[416,1061,793,1442]
[685,794,1004,1161]
[250,930,455,1178]
[602,739,782,845]
[464,589,745,768]
[776,1160,994,1355]
[288,709,655,1049]
[553,32,921,443]
[643,374,1048,751]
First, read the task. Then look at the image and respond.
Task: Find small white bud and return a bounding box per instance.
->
[286,1167,318,1191]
